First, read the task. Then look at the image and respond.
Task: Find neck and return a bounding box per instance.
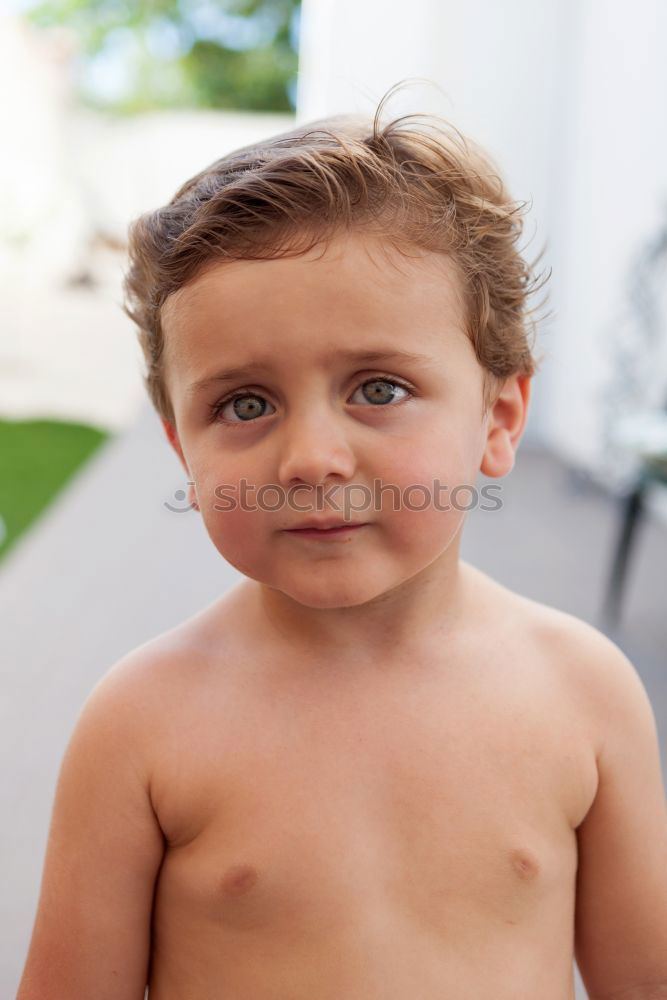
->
[248,549,472,665]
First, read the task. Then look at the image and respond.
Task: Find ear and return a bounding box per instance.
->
[161,418,199,510]
[161,417,189,471]
[480,373,531,478]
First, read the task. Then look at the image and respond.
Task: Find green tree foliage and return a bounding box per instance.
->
[23,0,300,114]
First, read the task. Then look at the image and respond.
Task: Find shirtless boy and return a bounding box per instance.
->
[18,94,667,1000]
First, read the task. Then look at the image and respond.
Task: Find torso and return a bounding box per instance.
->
[144,567,599,999]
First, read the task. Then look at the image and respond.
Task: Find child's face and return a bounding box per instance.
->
[161,230,528,610]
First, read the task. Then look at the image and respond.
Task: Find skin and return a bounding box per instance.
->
[160,230,531,663]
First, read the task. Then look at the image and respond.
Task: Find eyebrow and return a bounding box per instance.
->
[186,348,435,396]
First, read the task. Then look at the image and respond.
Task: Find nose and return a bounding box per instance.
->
[276,402,357,490]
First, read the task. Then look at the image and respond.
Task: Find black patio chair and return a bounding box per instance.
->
[602,419,667,627]
[599,214,667,628]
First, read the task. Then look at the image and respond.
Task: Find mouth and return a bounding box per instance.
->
[283,523,369,539]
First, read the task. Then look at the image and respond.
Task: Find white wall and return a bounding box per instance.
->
[543,0,667,471]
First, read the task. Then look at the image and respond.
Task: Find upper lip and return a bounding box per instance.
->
[285,518,366,531]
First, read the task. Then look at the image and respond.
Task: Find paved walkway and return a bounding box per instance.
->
[2,405,666,996]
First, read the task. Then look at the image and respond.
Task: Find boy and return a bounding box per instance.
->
[17,92,667,1000]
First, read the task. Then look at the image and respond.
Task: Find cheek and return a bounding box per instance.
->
[190,461,262,561]
[372,427,478,540]
[376,428,474,494]
[197,501,266,580]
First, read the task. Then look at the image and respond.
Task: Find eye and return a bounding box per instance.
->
[350,378,412,407]
[209,392,276,424]
[208,376,412,426]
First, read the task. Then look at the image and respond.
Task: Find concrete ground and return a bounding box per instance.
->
[2,402,665,997]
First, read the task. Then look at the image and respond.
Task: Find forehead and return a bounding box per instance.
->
[160,231,470,384]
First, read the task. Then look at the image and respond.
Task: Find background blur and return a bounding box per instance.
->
[2,1,666,996]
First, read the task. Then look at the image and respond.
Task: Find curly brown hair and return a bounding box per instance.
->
[122,85,548,424]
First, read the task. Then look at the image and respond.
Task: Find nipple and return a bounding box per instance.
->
[220,863,259,895]
[509,848,540,881]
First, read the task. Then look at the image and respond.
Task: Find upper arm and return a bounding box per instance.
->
[573,633,667,999]
[17,653,166,1000]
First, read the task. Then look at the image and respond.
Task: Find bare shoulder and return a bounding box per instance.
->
[92,581,256,776]
[463,559,636,664]
[506,583,645,711]
[462,562,654,761]
[99,579,253,697]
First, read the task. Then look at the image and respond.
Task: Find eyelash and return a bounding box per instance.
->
[207,376,414,426]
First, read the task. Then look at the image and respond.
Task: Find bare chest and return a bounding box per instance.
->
[148,647,597,947]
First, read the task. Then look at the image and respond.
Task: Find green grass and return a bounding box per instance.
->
[0,418,110,563]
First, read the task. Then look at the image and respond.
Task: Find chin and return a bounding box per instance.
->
[280,586,374,610]
[269,574,389,610]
